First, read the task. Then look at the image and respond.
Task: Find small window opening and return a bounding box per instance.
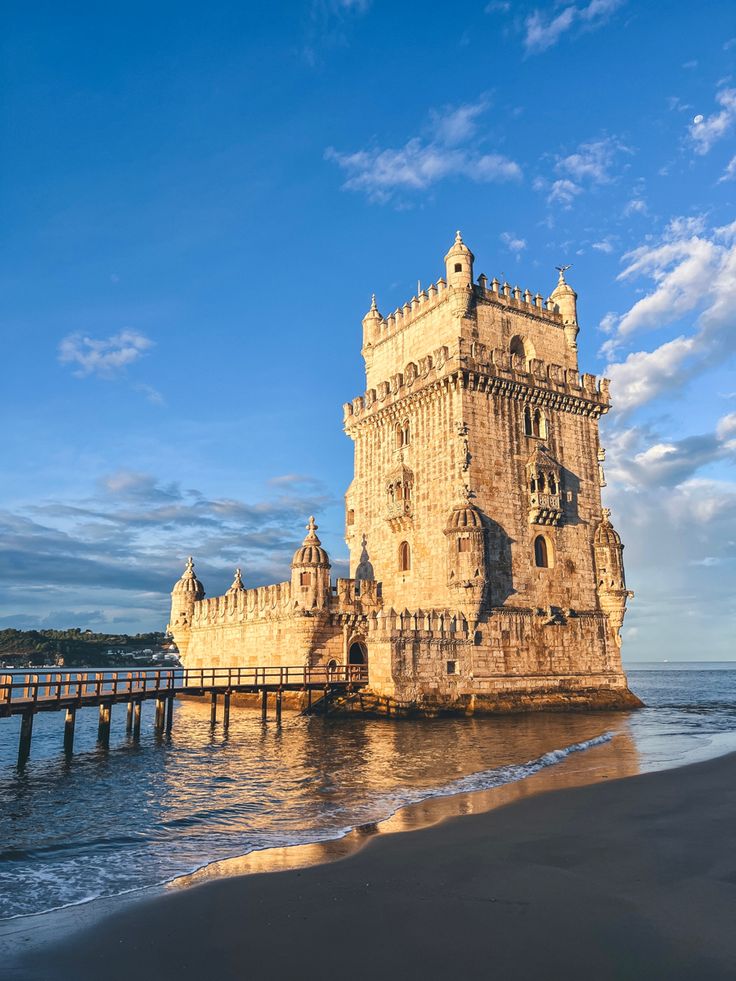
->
[300,571,312,586]
[454,263,462,273]
[457,538,470,552]
[534,535,549,569]
[548,476,557,494]
[524,405,533,437]
[446,660,457,675]
[399,541,411,572]
[402,420,410,445]
[347,508,355,526]
[395,423,404,449]
[538,473,546,493]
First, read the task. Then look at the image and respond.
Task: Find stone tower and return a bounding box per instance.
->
[167,231,638,714]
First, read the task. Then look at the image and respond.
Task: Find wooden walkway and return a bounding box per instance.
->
[0,665,368,767]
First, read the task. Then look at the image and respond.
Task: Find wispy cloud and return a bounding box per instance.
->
[1,471,337,630]
[500,231,527,256]
[602,217,736,411]
[689,87,736,155]
[58,330,153,378]
[718,154,736,183]
[524,0,625,54]
[325,98,521,203]
[535,136,631,208]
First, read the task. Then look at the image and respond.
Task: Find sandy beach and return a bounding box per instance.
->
[10,747,736,981]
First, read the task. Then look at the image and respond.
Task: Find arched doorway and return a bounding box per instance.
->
[348,641,367,666]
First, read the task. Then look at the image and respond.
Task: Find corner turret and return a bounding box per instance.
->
[549,265,579,363]
[361,294,383,353]
[444,486,486,626]
[168,557,205,660]
[594,509,633,646]
[291,516,331,610]
[444,230,474,289]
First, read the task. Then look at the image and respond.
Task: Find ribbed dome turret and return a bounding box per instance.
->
[444,230,475,289]
[595,509,622,547]
[292,516,331,567]
[172,556,205,600]
[445,488,483,532]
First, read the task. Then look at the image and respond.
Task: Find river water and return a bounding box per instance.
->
[1,663,735,920]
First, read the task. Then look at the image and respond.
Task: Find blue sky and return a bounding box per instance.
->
[2,0,735,661]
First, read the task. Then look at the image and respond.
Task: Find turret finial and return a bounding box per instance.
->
[456,229,463,243]
[370,293,377,311]
[555,263,573,283]
[303,515,321,545]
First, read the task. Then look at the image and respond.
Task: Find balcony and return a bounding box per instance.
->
[529,492,563,526]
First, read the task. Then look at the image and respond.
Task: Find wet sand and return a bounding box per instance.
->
[12,747,736,980]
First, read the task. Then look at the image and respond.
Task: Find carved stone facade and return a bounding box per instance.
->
[169,233,639,714]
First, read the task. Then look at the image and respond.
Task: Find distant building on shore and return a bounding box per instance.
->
[168,233,638,714]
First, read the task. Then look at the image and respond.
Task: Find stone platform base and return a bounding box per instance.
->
[323,686,644,719]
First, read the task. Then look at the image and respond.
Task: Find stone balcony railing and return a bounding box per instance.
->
[529,492,563,526]
[386,499,413,522]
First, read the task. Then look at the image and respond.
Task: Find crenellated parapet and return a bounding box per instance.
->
[344,341,610,431]
[365,607,472,639]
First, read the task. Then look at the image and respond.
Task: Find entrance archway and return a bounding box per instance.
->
[348,641,367,666]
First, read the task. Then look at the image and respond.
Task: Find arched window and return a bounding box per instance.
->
[524,405,533,436]
[395,423,404,449]
[548,475,557,495]
[532,409,541,438]
[538,473,546,492]
[534,535,550,569]
[457,537,470,553]
[510,336,526,359]
[402,420,410,445]
[399,541,411,572]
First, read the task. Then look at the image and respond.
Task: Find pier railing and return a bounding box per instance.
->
[0,665,369,766]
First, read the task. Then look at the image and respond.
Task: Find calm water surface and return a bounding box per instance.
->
[1,662,734,919]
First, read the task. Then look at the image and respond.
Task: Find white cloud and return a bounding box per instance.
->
[500,231,527,255]
[592,239,614,254]
[326,99,521,203]
[430,100,488,145]
[623,197,647,216]
[689,87,736,155]
[603,217,736,411]
[557,136,628,184]
[524,0,624,53]
[58,330,153,378]
[546,178,583,207]
[718,155,736,183]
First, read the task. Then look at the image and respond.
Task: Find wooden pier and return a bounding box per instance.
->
[0,665,368,767]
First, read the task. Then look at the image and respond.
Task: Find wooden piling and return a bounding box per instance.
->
[223,692,231,729]
[276,689,282,724]
[154,698,165,732]
[18,710,33,768]
[165,696,174,733]
[323,685,330,716]
[63,706,76,755]
[126,700,133,734]
[210,692,217,726]
[261,688,268,721]
[97,703,111,746]
[306,687,312,715]
[132,699,142,739]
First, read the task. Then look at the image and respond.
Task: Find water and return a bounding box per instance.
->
[0,662,734,920]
